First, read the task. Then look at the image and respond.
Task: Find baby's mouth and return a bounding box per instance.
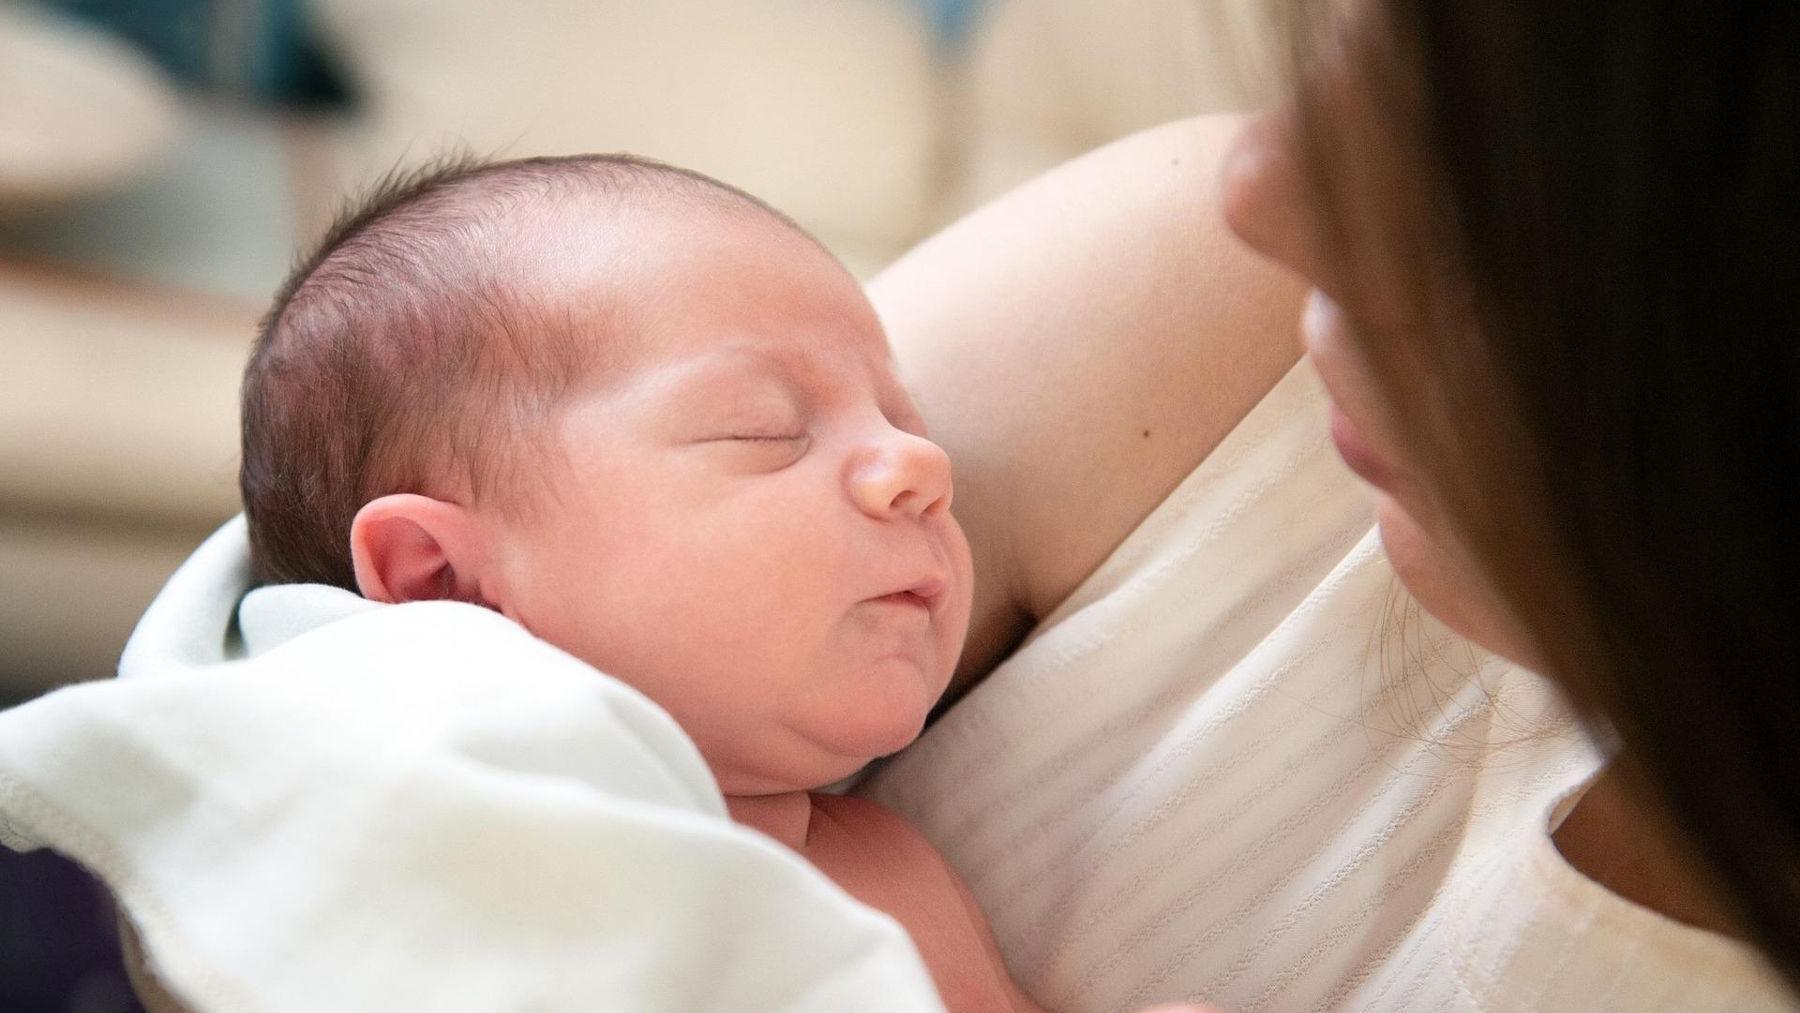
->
[871,589,933,610]
[868,574,946,613]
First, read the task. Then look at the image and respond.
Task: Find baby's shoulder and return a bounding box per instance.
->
[807,792,917,836]
[798,792,978,942]
[804,793,941,862]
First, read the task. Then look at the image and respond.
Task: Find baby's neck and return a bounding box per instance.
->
[724,791,817,851]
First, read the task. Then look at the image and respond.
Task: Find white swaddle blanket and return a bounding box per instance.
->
[0,519,942,1011]
[857,362,1791,1011]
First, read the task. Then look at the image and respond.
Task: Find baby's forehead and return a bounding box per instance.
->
[504,196,819,317]
[616,335,893,394]
[515,180,803,261]
[464,185,894,419]
[520,218,882,363]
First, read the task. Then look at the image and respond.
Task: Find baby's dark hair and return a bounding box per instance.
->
[241,152,797,590]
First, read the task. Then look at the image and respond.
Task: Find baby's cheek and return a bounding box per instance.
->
[940,530,977,656]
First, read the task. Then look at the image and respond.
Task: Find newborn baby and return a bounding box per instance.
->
[239,153,1034,1011]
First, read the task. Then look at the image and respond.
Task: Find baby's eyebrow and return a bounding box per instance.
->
[665,339,903,416]
[717,341,816,379]
[655,347,809,407]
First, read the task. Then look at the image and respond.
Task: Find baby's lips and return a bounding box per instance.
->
[866,574,947,611]
[901,574,947,603]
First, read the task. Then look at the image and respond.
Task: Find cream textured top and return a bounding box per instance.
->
[858,362,1794,1011]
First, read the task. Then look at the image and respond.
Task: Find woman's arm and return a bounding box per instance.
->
[873,114,1305,691]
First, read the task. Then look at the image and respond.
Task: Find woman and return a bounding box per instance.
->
[861,1,1796,1009]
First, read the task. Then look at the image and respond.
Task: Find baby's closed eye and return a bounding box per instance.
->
[718,432,806,443]
[693,428,811,471]
[699,391,806,445]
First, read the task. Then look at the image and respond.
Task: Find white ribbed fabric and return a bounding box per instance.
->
[858,362,1794,1011]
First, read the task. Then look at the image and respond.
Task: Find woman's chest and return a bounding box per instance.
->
[861,535,1597,1011]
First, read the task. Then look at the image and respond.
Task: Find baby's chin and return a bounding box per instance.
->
[711,708,931,796]
[813,685,936,763]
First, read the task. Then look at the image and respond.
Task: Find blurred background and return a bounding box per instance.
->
[0,0,1263,1007]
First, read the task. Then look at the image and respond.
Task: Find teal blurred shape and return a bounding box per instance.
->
[33,0,348,106]
[918,0,983,47]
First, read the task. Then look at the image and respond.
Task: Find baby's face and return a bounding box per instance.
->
[492,207,973,795]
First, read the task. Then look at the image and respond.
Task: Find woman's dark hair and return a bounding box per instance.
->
[1285,0,1799,986]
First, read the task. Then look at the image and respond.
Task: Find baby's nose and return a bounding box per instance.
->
[846,430,953,520]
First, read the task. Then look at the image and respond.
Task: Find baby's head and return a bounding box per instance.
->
[242,154,973,793]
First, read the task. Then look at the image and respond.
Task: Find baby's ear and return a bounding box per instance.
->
[349,494,493,607]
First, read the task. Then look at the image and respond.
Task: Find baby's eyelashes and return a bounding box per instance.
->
[722,433,807,443]
[694,431,812,471]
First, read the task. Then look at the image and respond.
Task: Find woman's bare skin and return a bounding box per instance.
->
[871,115,1306,700]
